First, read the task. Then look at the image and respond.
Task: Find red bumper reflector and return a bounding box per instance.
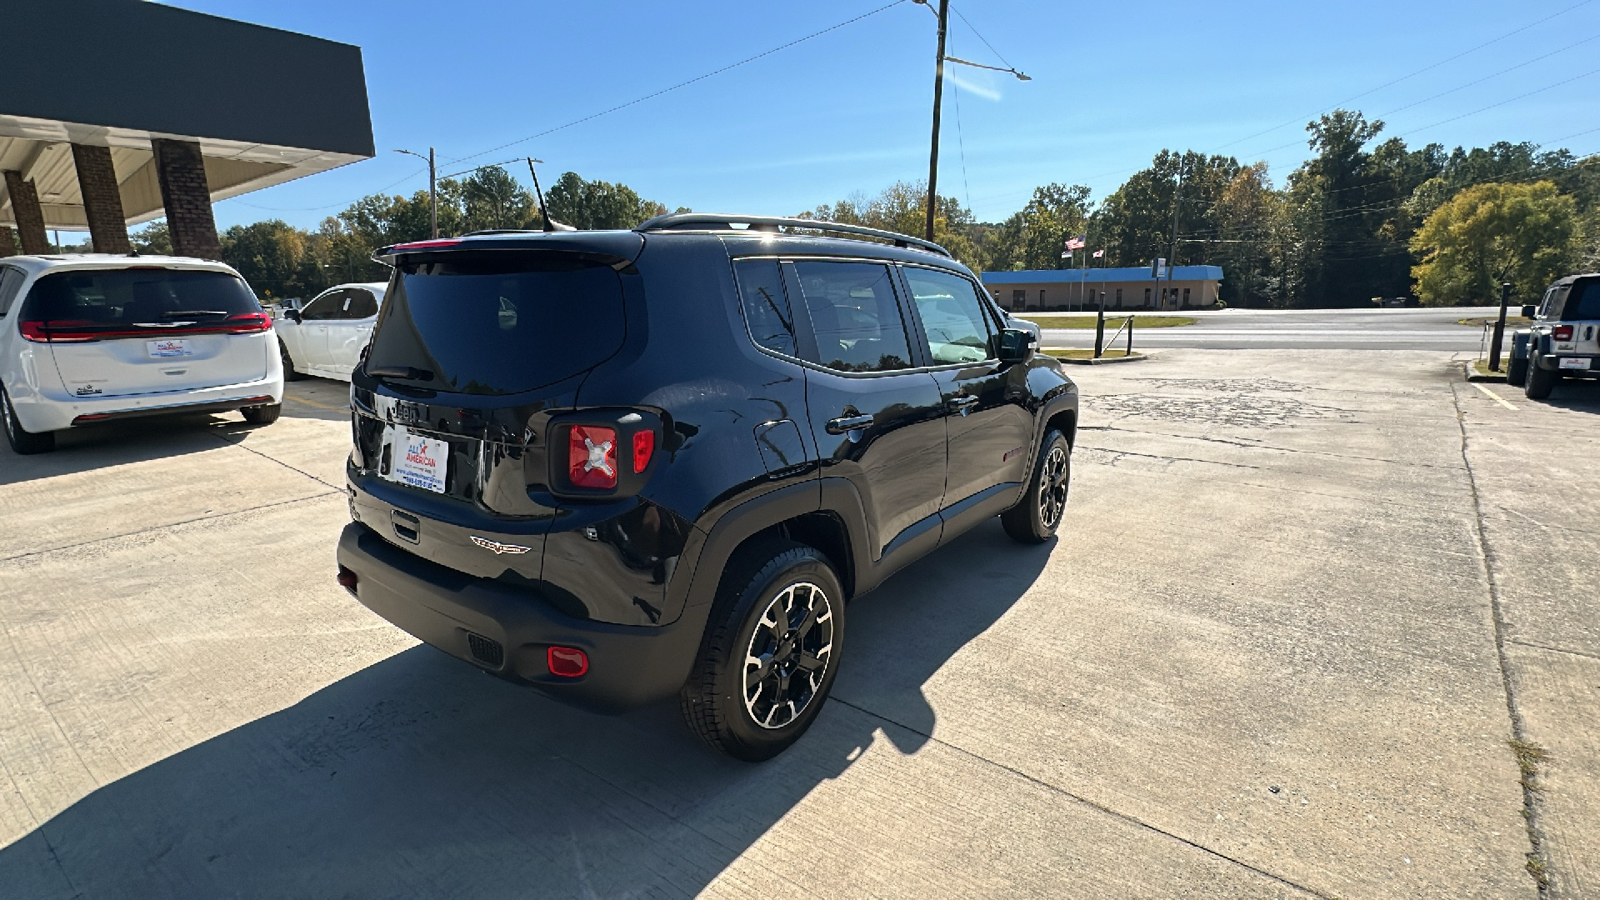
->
[632,429,655,473]
[336,566,358,593]
[547,646,589,678]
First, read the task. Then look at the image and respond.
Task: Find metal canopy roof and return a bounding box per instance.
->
[1,0,373,232]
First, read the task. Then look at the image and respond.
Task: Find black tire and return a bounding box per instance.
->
[1525,353,1556,400]
[1505,352,1528,387]
[279,340,305,381]
[680,538,845,761]
[1002,428,1070,544]
[1,384,55,455]
[241,403,282,425]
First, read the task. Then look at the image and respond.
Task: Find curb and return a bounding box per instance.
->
[1462,360,1508,382]
[1049,352,1150,366]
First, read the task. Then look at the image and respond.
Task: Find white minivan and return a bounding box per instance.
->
[0,254,283,454]
[274,281,387,382]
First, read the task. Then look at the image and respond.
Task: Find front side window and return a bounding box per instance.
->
[733,259,796,357]
[300,291,345,321]
[791,261,912,373]
[904,267,995,365]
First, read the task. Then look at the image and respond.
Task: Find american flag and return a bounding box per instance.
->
[1064,236,1086,251]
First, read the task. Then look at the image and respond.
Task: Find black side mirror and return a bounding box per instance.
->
[1520,305,1536,319]
[282,308,302,323]
[997,328,1034,364]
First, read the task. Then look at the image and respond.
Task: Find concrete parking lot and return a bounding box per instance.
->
[1,353,1596,899]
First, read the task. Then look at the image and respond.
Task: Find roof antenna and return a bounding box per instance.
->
[526,158,575,232]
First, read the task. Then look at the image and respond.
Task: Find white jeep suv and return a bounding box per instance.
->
[0,254,283,454]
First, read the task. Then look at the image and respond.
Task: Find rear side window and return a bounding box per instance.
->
[20,268,260,332]
[347,290,379,319]
[367,253,625,396]
[791,261,912,373]
[1565,281,1600,320]
[733,259,797,357]
[0,266,25,316]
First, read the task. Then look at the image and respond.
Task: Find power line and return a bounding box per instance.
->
[445,0,911,170]
[950,4,1014,70]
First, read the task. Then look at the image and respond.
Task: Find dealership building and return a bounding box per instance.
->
[982,266,1225,312]
[1,0,373,259]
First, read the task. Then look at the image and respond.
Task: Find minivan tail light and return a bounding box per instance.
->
[568,425,618,489]
[1552,325,1574,341]
[19,319,98,342]
[632,429,655,473]
[223,312,272,334]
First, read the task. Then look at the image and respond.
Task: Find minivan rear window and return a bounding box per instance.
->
[366,253,626,396]
[22,268,261,334]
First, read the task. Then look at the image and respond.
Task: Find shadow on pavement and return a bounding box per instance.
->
[0,413,274,486]
[0,520,1051,899]
[1536,377,1600,412]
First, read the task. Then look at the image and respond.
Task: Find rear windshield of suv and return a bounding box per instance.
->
[366,253,626,396]
[22,268,261,333]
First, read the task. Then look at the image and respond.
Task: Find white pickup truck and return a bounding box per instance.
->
[275,282,387,382]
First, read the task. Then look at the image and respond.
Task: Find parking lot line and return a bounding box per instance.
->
[1472,383,1517,411]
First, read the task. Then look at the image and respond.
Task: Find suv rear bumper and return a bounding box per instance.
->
[336,521,709,713]
[1533,353,1599,377]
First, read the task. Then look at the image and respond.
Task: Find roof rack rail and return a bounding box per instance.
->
[634,213,953,258]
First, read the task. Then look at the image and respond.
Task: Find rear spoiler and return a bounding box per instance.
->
[372,231,645,269]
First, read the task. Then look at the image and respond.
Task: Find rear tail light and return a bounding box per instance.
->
[568,425,618,489]
[547,646,589,678]
[632,429,655,473]
[19,319,97,343]
[223,312,272,334]
[1552,325,1574,341]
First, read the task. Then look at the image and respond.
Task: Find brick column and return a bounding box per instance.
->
[0,225,15,257]
[3,171,50,255]
[71,143,130,254]
[152,138,220,260]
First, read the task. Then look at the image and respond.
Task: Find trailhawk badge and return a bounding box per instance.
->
[470,536,532,555]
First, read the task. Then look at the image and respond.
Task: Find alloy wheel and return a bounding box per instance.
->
[743,581,835,730]
[1038,445,1069,529]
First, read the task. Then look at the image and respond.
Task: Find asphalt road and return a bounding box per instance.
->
[1038,306,1514,351]
[2,358,1597,898]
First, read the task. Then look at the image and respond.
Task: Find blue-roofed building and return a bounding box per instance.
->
[981,266,1224,312]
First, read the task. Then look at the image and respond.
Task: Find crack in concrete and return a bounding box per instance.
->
[207,430,342,490]
[0,491,341,566]
[1450,380,1551,898]
[1077,445,1263,471]
[827,696,1329,898]
[1507,639,1600,663]
[1079,425,1464,470]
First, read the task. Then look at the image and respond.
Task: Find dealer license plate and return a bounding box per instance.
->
[1558,357,1591,370]
[147,339,192,358]
[388,427,448,494]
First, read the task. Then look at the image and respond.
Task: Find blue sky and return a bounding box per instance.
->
[163,0,1600,231]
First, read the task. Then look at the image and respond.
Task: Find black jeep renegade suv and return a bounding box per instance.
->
[335,214,1079,760]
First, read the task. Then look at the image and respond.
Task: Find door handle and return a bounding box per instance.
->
[826,414,874,435]
[947,395,979,414]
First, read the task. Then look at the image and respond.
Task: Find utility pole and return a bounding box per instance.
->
[395,148,438,239]
[1166,158,1183,310]
[1490,282,1512,370]
[924,0,950,242]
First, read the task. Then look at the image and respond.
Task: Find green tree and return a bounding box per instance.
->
[459,167,535,232]
[219,219,326,300]
[1410,181,1577,305]
[545,172,667,229]
[798,180,987,269]
[130,222,172,255]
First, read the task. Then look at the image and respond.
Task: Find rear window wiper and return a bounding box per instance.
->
[368,365,435,382]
